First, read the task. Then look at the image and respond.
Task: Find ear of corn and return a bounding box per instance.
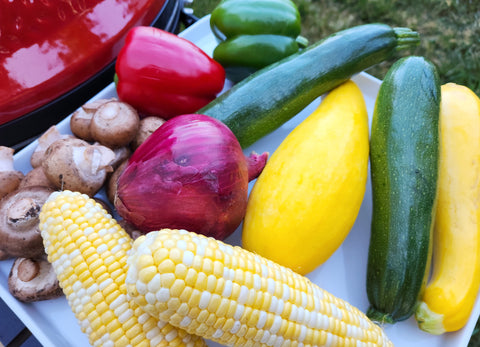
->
[126,229,393,347]
[39,190,206,347]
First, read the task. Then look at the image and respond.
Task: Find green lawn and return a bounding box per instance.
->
[185,1,480,345]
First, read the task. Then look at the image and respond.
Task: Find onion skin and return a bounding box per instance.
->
[114,114,267,240]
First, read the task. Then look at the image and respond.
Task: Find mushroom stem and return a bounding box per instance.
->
[30,126,72,168]
[8,257,63,302]
[0,146,16,171]
[17,258,40,282]
[0,146,24,199]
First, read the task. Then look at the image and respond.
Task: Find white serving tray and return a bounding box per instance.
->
[0,15,478,347]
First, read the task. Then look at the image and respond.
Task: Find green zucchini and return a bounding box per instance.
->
[366,56,441,324]
[198,23,420,148]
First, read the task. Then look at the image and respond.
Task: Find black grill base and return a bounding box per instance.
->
[2,0,186,149]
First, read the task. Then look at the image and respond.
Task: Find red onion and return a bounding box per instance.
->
[114,114,267,240]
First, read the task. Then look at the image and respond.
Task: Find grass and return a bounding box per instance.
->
[187,0,480,96]
[186,0,480,345]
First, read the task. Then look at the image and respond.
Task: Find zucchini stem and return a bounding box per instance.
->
[394,27,421,50]
[415,302,446,335]
[366,306,396,325]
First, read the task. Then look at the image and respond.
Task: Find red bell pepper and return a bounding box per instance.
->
[0,0,166,126]
[115,26,226,119]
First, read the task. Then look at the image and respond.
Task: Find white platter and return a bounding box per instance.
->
[1,14,478,347]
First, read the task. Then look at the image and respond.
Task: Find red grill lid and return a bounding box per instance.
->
[0,0,167,128]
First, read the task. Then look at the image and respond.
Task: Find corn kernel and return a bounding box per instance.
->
[160,273,176,289]
[175,263,188,279]
[185,268,198,287]
[206,275,217,293]
[196,323,208,335]
[188,289,202,308]
[205,313,217,326]
[197,310,209,324]
[139,265,157,283]
[194,272,208,291]
[153,247,169,264]
[213,261,224,277]
[171,279,186,298]
[192,255,203,271]
[170,248,183,264]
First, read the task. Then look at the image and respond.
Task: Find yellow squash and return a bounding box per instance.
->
[242,80,369,275]
[415,83,480,334]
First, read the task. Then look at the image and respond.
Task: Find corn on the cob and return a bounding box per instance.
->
[126,229,393,347]
[39,190,206,347]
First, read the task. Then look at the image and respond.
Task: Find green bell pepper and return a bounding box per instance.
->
[210,0,307,82]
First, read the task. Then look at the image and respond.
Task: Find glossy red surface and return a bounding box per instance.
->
[115,26,225,119]
[0,0,166,125]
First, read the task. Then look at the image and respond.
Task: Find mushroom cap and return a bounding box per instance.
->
[42,137,115,196]
[0,146,17,170]
[18,166,56,190]
[111,146,132,169]
[0,171,24,200]
[30,125,72,168]
[70,98,116,141]
[90,100,140,148]
[8,257,62,302]
[0,248,11,260]
[0,186,54,258]
[0,146,25,199]
[70,107,94,141]
[98,144,131,170]
[132,116,165,150]
[106,159,128,205]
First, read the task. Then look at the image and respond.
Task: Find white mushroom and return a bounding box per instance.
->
[0,186,54,259]
[0,146,24,199]
[42,137,116,196]
[30,125,72,168]
[104,145,131,169]
[18,166,56,189]
[132,116,165,150]
[90,100,140,148]
[70,98,116,141]
[8,257,62,302]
